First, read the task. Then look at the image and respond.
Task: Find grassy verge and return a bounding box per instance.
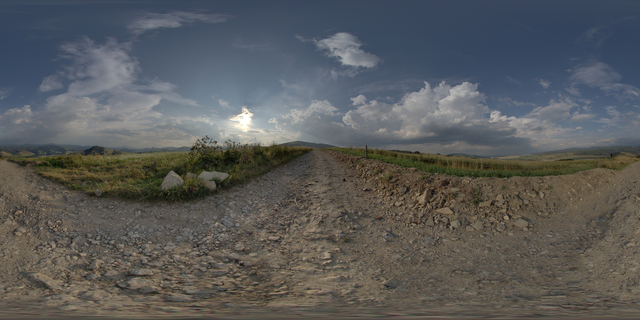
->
[334,147,638,178]
[10,142,310,201]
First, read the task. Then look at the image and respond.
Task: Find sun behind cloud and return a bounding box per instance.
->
[230,107,253,131]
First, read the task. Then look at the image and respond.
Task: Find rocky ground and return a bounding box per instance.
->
[0,149,640,319]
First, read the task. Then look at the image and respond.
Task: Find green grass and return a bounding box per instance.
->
[11,142,310,201]
[334,147,638,178]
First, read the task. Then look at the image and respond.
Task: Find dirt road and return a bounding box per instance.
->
[1,149,639,318]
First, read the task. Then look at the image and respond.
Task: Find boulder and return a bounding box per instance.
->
[161,171,183,191]
[199,171,229,182]
[199,171,229,190]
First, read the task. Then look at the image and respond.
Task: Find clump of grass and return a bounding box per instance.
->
[471,188,482,207]
[11,139,310,201]
[379,170,395,183]
[334,147,638,177]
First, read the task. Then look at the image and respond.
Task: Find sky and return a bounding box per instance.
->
[1,0,639,156]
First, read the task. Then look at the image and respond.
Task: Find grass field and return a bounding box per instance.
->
[10,141,310,201]
[334,147,639,178]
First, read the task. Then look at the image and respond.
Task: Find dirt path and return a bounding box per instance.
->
[0,150,639,318]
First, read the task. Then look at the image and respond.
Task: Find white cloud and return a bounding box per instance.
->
[570,61,640,99]
[0,105,33,125]
[38,75,63,92]
[350,94,367,106]
[527,99,576,123]
[314,33,380,68]
[570,112,595,122]
[267,81,629,153]
[60,37,138,96]
[538,78,551,89]
[0,37,208,147]
[128,11,229,35]
[286,100,339,124]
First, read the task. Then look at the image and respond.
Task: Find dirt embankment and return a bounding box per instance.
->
[0,150,639,318]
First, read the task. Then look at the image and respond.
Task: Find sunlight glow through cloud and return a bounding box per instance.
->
[230,107,253,131]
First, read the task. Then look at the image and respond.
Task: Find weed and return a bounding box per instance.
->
[471,188,482,207]
[342,237,351,243]
[379,170,396,183]
[449,192,459,200]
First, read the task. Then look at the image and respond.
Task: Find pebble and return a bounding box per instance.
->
[95,189,102,197]
[383,278,401,289]
[436,207,453,215]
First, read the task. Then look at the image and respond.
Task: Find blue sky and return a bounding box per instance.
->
[1,0,639,156]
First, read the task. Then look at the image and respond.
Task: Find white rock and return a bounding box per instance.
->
[436,207,453,215]
[199,171,229,182]
[94,189,102,197]
[417,190,430,205]
[161,171,183,191]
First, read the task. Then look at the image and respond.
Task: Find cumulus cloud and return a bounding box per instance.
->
[570,61,640,99]
[0,37,205,146]
[0,105,33,125]
[268,81,616,154]
[286,100,339,124]
[128,11,229,35]
[59,37,138,96]
[314,33,380,68]
[570,112,595,122]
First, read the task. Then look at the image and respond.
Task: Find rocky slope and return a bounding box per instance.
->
[0,149,639,318]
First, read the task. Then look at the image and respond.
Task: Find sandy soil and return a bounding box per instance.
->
[0,149,639,319]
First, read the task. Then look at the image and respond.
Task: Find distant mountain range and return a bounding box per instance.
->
[2,142,638,160]
[0,143,191,157]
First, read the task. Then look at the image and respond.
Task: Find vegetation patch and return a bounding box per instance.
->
[333,147,638,178]
[10,138,310,201]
